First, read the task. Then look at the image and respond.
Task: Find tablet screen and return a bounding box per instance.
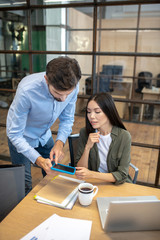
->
[52,164,75,173]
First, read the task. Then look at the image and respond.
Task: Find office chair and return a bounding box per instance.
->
[85,77,92,95]
[68,133,80,167]
[156,73,160,87]
[135,71,152,93]
[135,71,154,119]
[85,72,113,94]
[0,164,25,222]
[129,163,139,184]
[68,134,139,184]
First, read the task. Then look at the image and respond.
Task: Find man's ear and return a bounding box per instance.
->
[44,75,48,84]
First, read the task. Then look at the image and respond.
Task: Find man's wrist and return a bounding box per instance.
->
[35,156,43,167]
[55,139,64,147]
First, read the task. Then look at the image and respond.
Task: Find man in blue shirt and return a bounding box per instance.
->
[7,56,81,195]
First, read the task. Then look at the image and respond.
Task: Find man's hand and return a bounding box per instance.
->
[35,156,53,175]
[50,140,64,164]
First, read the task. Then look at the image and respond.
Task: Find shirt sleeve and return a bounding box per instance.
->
[7,89,41,163]
[56,84,79,144]
[111,131,132,184]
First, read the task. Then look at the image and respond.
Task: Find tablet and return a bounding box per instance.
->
[51,163,76,175]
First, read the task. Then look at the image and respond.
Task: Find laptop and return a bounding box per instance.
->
[97,196,160,232]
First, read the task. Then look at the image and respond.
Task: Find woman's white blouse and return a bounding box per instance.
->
[97,133,112,173]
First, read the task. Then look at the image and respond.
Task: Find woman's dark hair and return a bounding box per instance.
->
[46,56,81,91]
[85,92,126,135]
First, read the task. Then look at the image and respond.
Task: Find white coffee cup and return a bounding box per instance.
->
[78,183,98,206]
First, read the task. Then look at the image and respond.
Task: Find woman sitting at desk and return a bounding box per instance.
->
[75,92,132,184]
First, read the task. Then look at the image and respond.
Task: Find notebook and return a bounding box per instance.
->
[34,175,84,209]
[97,196,160,232]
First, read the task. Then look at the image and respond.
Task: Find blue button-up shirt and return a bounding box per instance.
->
[7,72,79,163]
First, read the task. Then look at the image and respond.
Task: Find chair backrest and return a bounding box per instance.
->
[137,71,152,91]
[156,73,160,87]
[68,134,80,167]
[0,164,25,222]
[85,77,92,95]
[68,134,139,184]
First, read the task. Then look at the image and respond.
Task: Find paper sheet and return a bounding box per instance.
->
[21,214,92,240]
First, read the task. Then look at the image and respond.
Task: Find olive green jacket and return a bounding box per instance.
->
[75,126,132,184]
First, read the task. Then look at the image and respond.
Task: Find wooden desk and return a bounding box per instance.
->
[111,78,133,99]
[0,174,160,240]
[142,87,160,99]
[140,87,160,122]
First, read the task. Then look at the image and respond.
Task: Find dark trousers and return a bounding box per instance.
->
[8,137,54,195]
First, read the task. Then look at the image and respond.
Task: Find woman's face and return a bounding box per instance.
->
[87,100,110,130]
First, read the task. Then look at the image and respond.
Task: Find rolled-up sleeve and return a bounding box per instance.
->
[110,131,132,184]
[7,89,41,163]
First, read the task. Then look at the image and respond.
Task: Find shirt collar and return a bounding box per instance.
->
[111,126,119,141]
[42,75,54,99]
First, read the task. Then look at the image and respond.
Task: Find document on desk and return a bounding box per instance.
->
[36,192,78,210]
[34,175,84,209]
[20,214,92,240]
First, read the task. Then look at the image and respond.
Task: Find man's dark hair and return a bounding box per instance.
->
[46,56,81,91]
[85,92,126,135]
